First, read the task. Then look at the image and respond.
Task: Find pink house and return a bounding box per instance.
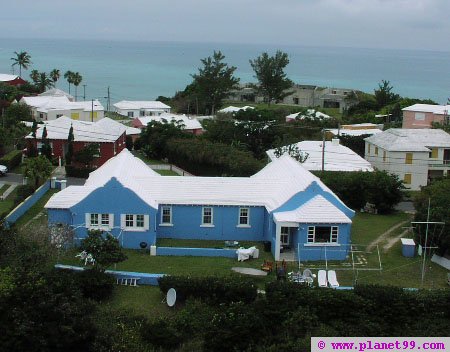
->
[402,104,449,129]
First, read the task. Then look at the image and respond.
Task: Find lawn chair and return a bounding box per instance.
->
[303,269,316,287]
[261,260,273,273]
[318,270,328,287]
[327,270,339,288]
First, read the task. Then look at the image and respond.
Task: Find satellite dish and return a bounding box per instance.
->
[166,288,177,307]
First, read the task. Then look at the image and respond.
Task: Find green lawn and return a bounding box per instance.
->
[0,184,9,195]
[14,189,58,229]
[155,169,179,176]
[0,187,18,216]
[131,151,167,165]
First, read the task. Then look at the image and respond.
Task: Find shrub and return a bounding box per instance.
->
[158,275,258,304]
[0,149,22,170]
[14,184,35,204]
[65,165,94,178]
[76,269,115,301]
[125,135,133,150]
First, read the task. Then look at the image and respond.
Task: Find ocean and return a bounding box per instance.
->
[0,37,449,106]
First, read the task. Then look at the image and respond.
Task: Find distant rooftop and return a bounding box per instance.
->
[136,113,202,130]
[113,100,171,110]
[0,73,19,82]
[365,128,450,152]
[402,104,450,115]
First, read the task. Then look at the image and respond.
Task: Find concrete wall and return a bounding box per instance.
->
[5,181,51,226]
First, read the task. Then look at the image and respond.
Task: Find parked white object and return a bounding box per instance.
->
[327,270,340,288]
[236,246,257,261]
[318,270,328,287]
[166,288,177,307]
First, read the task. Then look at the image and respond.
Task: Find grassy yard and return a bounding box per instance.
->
[14,189,58,229]
[0,187,18,215]
[131,150,167,165]
[155,169,179,176]
[0,184,9,195]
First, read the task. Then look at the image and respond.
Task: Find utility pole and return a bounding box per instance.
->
[107,86,111,112]
[91,99,94,122]
[321,129,325,172]
[83,85,86,101]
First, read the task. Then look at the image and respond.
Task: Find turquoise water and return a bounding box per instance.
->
[1,37,449,105]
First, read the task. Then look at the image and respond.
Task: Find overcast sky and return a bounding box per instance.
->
[1,0,449,51]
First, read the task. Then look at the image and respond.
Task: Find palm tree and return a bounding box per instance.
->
[10,51,32,78]
[64,70,74,94]
[72,72,83,101]
[29,69,40,84]
[36,72,53,93]
[50,69,61,87]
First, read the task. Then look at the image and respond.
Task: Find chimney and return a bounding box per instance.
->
[331,138,340,146]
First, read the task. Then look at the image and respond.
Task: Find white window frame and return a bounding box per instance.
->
[306,226,339,244]
[121,214,149,232]
[160,206,173,226]
[237,207,250,227]
[85,213,114,230]
[127,111,134,118]
[201,207,214,227]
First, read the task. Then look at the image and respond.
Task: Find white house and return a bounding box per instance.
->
[20,96,104,122]
[113,101,171,118]
[39,88,74,101]
[132,113,203,135]
[218,106,255,114]
[267,139,374,172]
[326,123,383,137]
[365,129,450,190]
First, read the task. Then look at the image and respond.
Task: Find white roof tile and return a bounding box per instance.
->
[45,150,353,217]
[364,128,450,152]
[402,104,450,115]
[273,195,352,223]
[218,106,255,113]
[266,140,374,172]
[25,116,125,142]
[21,96,104,112]
[136,113,202,130]
[0,73,19,82]
[39,88,74,101]
[113,100,171,110]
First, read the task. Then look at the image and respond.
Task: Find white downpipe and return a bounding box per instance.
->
[275,223,281,261]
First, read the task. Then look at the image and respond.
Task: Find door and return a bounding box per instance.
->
[280,227,291,247]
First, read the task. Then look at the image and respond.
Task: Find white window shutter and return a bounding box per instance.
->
[85,213,91,228]
[109,214,114,230]
[144,215,150,231]
[120,214,126,229]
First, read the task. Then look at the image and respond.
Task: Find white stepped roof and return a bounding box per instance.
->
[286,109,331,121]
[0,73,19,82]
[137,113,202,130]
[25,116,125,142]
[273,195,352,224]
[125,126,141,135]
[365,128,450,152]
[266,140,374,172]
[218,106,255,113]
[45,150,353,217]
[39,88,74,101]
[402,104,450,115]
[21,96,104,112]
[113,100,171,110]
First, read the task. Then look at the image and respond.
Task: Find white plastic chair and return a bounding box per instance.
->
[327,270,340,288]
[318,270,327,287]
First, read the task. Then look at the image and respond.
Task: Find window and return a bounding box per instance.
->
[280,227,290,245]
[56,114,63,118]
[127,111,134,118]
[121,214,149,231]
[90,213,99,226]
[368,144,371,154]
[404,174,412,185]
[238,207,250,226]
[140,110,145,116]
[161,206,172,224]
[202,207,213,226]
[415,112,425,121]
[429,148,438,159]
[307,226,338,244]
[101,213,109,226]
[405,153,413,164]
[136,214,144,228]
[375,147,378,156]
[125,214,134,227]
[383,151,387,162]
[86,213,113,229]
[71,112,80,120]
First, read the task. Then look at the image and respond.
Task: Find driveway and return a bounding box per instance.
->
[0,172,24,185]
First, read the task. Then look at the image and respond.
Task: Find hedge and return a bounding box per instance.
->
[158,275,258,304]
[65,165,95,178]
[0,150,22,170]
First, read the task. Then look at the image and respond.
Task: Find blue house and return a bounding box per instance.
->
[45,149,355,261]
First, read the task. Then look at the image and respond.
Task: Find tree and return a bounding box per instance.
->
[3,103,32,125]
[64,70,74,94]
[72,72,82,101]
[80,230,127,272]
[414,178,450,256]
[249,50,293,104]
[49,69,60,87]
[73,143,100,168]
[29,69,40,85]
[191,51,239,115]
[65,124,74,164]
[40,125,53,160]
[273,144,309,163]
[35,72,53,93]
[374,80,399,109]
[23,155,52,188]
[10,51,32,77]
[31,120,38,138]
